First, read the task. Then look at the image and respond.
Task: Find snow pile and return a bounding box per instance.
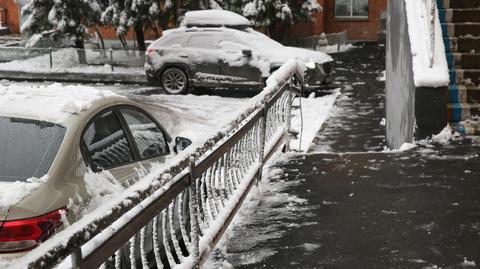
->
[81,171,125,215]
[0,176,48,213]
[182,10,250,27]
[430,126,458,143]
[316,44,355,54]
[129,93,248,144]
[290,90,340,151]
[0,83,120,124]
[382,142,417,153]
[404,0,449,87]
[377,70,386,81]
[461,257,477,267]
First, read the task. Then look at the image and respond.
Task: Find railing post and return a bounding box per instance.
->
[71,247,83,269]
[188,159,200,269]
[109,48,114,72]
[49,47,53,69]
[285,89,293,152]
[337,33,341,52]
[257,106,267,182]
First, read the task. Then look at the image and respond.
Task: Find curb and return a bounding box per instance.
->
[0,70,149,85]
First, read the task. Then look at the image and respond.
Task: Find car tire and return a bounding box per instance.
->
[161,67,189,95]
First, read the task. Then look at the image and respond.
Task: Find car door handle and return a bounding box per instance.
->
[179,54,188,58]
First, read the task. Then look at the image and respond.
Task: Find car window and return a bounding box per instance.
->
[120,108,169,159]
[82,110,134,171]
[152,34,186,48]
[185,34,219,49]
[0,117,66,182]
[218,40,247,51]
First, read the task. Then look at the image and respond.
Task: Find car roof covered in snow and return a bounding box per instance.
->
[0,84,129,126]
[182,10,251,28]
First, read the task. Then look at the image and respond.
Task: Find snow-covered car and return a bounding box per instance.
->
[145,10,334,94]
[0,85,191,255]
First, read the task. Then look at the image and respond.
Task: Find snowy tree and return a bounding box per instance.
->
[22,0,102,63]
[21,0,52,35]
[101,0,161,51]
[173,0,321,41]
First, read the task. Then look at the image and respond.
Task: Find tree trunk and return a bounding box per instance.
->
[95,27,106,51]
[134,21,146,51]
[74,39,87,64]
[119,35,127,49]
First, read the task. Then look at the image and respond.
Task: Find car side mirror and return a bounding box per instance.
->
[242,49,252,57]
[174,136,192,153]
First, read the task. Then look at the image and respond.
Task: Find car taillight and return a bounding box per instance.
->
[146,47,154,56]
[0,208,66,253]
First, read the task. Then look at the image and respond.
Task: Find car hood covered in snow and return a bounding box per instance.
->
[263,45,333,66]
[229,28,332,66]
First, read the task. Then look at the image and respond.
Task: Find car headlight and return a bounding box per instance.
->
[305,61,316,69]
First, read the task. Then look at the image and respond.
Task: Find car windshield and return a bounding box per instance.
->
[151,34,186,48]
[0,116,66,182]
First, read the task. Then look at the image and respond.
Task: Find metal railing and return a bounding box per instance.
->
[0,47,145,70]
[287,30,348,52]
[325,31,348,52]
[8,60,303,269]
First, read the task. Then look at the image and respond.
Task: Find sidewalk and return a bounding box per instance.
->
[210,43,480,268]
[0,69,147,84]
[0,47,148,84]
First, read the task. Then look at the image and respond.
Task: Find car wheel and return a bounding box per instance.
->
[161,68,189,95]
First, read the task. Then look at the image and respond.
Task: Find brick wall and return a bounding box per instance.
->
[323,0,387,41]
[94,26,162,41]
[0,0,19,33]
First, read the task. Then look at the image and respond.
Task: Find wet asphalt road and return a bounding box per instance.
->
[310,43,386,153]
[218,44,480,268]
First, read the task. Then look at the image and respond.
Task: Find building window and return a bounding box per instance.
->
[335,0,369,19]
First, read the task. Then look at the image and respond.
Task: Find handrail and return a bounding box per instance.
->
[9,59,304,269]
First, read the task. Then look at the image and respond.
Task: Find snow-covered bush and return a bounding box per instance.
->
[22,0,102,48]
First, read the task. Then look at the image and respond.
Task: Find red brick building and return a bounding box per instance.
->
[0,0,387,42]
[289,0,388,41]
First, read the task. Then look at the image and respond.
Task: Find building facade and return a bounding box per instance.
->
[289,0,388,41]
[0,0,387,42]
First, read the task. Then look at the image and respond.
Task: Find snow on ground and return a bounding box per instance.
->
[0,48,143,74]
[316,44,355,54]
[290,90,340,151]
[128,93,249,144]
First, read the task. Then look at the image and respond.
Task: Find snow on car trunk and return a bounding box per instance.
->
[0,176,49,215]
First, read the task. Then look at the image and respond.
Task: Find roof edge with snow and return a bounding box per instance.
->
[404,0,450,88]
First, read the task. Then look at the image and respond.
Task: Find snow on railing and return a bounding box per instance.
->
[8,60,303,269]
